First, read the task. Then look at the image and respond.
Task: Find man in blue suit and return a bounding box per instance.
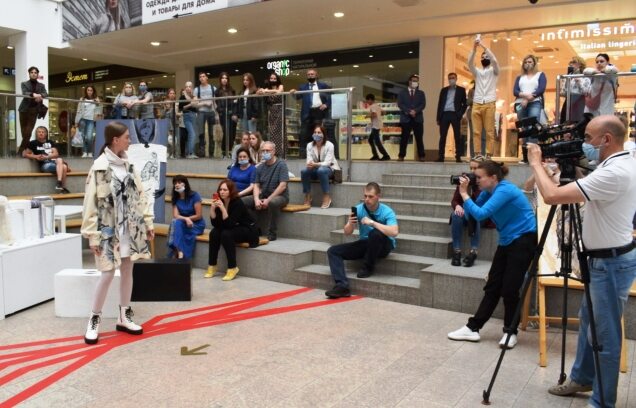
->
[436,72,468,162]
[397,74,426,161]
[291,69,331,159]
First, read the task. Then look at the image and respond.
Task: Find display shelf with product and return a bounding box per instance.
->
[285,107,300,158]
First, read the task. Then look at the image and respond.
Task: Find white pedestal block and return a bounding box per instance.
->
[0,233,82,319]
[55,269,121,318]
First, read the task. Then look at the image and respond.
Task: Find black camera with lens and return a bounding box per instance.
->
[450,173,477,186]
[516,113,592,160]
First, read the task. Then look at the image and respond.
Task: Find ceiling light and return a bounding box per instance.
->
[112,85,117,88]
[511,56,515,60]
[163,75,168,78]
[353,65,359,68]
[235,69,239,72]
[332,58,337,62]
[388,64,394,69]
[150,41,161,46]
[457,37,463,46]
[106,87,110,90]
[227,28,238,34]
[408,51,413,54]
[548,55,554,58]
[533,40,539,44]
[6,45,13,50]
[516,31,523,40]
[339,69,343,72]
[492,33,499,43]
[334,12,344,18]
[505,33,511,42]
[369,55,373,58]
[82,58,88,61]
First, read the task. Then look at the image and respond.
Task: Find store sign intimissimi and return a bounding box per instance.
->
[541,22,635,41]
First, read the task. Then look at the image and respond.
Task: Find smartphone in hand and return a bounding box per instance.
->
[213,193,220,200]
[350,206,358,223]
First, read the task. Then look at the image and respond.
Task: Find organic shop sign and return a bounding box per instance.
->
[266,59,291,76]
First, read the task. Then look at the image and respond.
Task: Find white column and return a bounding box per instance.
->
[419,36,444,160]
[11,31,49,147]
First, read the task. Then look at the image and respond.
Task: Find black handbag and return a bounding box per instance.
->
[332,169,343,183]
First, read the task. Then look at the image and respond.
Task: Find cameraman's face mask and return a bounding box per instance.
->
[582,142,601,162]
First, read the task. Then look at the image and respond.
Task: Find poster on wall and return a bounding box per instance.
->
[62,0,267,41]
[94,119,168,223]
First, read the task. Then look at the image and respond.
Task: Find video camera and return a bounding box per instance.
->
[450,173,477,186]
[516,113,592,160]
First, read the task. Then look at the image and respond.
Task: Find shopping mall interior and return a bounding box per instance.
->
[0,1,636,407]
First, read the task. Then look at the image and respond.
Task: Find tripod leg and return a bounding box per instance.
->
[482,204,557,404]
[557,204,574,385]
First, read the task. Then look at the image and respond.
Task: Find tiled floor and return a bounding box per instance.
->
[1,263,635,407]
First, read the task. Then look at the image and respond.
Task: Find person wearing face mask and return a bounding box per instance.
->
[207,179,260,281]
[301,125,340,209]
[527,116,636,408]
[289,69,331,159]
[241,141,289,241]
[437,72,468,162]
[167,175,205,260]
[132,80,154,120]
[113,82,137,120]
[228,147,256,197]
[583,53,619,117]
[513,55,547,164]
[258,72,286,156]
[397,73,426,161]
[468,37,500,158]
[559,56,591,124]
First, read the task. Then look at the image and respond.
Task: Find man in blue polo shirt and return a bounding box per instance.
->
[325,182,399,298]
[528,115,636,408]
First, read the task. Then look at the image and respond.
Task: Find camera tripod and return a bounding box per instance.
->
[481,159,605,407]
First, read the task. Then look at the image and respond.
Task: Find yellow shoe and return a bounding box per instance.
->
[222,267,239,281]
[204,265,217,278]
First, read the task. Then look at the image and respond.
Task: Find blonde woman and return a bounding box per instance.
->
[113,82,137,119]
[513,55,546,163]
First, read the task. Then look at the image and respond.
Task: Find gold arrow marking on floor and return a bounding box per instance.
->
[180,344,210,356]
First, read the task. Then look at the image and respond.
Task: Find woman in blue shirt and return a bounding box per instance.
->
[168,175,206,259]
[228,147,256,197]
[448,160,537,350]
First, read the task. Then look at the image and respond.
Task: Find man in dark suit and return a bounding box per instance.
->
[290,69,331,159]
[436,72,468,162]
[18,66,48,154]
[397,74,426,161]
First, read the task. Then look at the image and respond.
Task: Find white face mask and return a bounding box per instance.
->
[175,186,185,193]
[449,79,457,86]
[410,81,419,89]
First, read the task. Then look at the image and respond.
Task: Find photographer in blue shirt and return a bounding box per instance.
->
[448,160,537,349]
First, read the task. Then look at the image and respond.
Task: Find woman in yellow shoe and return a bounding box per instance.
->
[206,179,259,280]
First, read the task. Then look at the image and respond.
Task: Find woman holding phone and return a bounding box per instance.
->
[167,174,206,259]
[206,179,259,281]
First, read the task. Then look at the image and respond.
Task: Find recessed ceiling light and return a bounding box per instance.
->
[353,65,359,68]
[163,75,168,78]
[106,87,110,90]
[339,69,343,72]
[537,44,544,48]
[369,55,373,58]
[408,51,413,54]
[150,41,161,46]
[228,28,238,34]
[6,45,14,50]
[82,58,88,61]
[332,58,337,62]
[334,12,344,18]
[388,64,394,69]
[112,85,117,88]
[235,69,239,72]
[533,40,539,44]
[511,56,515,60]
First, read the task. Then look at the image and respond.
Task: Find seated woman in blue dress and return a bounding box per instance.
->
[227,147,256,198]
[168,175,206,259]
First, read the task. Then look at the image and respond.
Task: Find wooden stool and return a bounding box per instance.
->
[523,276,634,373]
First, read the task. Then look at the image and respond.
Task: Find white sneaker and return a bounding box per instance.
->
[499,333,518,349]
[84,312,101,345]
[81,153,88,158]
[88,152,93,158]
[448,325,480,342]
[186,154,199,159]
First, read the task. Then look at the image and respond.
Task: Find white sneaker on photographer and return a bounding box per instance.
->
[499,333,518,349]
[448,325,480,342]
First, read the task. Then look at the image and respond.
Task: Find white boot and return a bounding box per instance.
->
[87,152,93,158]
[81,152,88,158]
[116,305,143,335]
[84,312,101,345]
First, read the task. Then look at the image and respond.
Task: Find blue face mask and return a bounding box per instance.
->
[139,85,147,93]
[582,142,600,162]
[261,152,272,161]
[238,159,249,165]
[312,134,323,142]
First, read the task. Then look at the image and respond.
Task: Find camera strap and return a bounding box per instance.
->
[363,204,380,223]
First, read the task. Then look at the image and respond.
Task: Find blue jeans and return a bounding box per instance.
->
[327,229,393,288]
[517,100,542,144]
[78,119,95,154]
[451,212,480,251]
[183,111,197,155]
[301,166,332,194]
[570,248,636,408]
[241,116,257,134]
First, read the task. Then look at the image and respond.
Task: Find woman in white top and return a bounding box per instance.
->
[301,125,339,209]
[513,54,546,162]
[75,85,102,158]
[583,53,619,117]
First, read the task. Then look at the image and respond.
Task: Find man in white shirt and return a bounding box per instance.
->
[527,115,636,408]
[194,72,217,158]
[468,39,499,157]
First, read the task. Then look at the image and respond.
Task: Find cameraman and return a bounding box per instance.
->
[528,115,636,408]
[448,160,537,349]
[450,155,486,267]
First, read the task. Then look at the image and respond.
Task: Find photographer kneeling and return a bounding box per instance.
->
[528,115,636,408]
[448,160,537,349]
[450,155,486,267]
